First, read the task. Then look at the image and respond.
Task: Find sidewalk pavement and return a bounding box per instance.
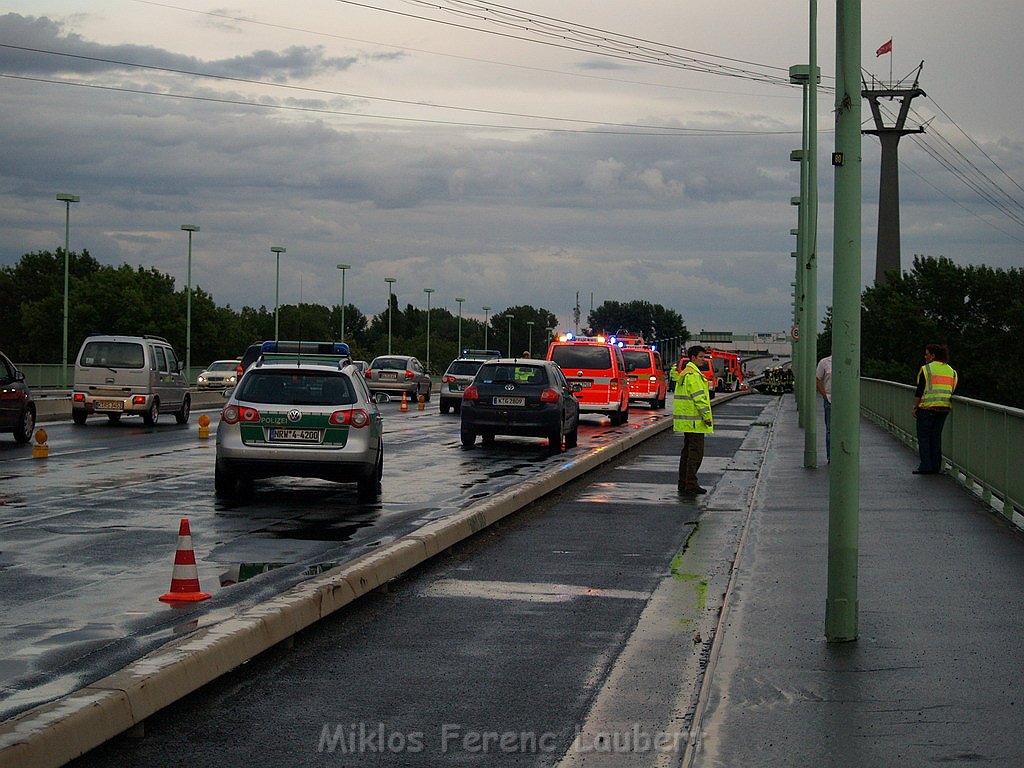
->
[691,398,1024,767]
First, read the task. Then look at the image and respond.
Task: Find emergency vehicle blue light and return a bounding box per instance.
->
[608,336,617,344]
[261,340,277,352]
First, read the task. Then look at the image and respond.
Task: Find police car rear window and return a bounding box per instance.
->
[237,372,356,405]
[447,360,485,376]
[550,346,612,369]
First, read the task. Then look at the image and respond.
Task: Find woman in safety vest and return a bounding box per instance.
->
[913,343,957,475]
[673,346,714,494]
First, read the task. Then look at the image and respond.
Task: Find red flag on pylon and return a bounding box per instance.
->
[876,38,893,56]
[159,518,212,603]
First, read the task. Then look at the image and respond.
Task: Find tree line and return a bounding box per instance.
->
[818,255,1023,409]
[0,250,688,375]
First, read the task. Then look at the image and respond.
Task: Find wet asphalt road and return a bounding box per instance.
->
[0,399,668,721]
[61,394,773,768]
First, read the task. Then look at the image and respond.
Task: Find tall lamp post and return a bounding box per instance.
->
[482,306,491,348]
[337,264,351,340]
[455,297,466,352]
[423,288,435,372]
[505,314,514,357]
[181,225,200,379]
[56,193,80,387]
[271,246,286,341]
[385,277,397,354]
[526,321,535,356]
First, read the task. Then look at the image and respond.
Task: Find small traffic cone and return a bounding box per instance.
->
[159,518,212,603]
[400,391,409,412]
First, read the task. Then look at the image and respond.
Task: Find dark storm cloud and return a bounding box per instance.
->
[0,14,357,80]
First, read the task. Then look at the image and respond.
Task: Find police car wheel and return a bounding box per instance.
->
[565,424,578,449]
[214,464,237,498]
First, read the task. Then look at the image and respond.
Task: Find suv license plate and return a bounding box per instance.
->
[493,396,525,406]
[94,400,124,410]
[269,428,322,443]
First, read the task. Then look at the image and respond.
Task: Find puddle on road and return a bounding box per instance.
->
[218,561,342,587]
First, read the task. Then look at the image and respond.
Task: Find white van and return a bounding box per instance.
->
[72,334,191,426]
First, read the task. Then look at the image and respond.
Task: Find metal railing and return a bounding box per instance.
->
[861,377,1024,526]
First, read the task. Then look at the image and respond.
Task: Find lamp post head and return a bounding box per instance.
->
[482,305,491,311]
[385,277,396,283]
[271,246,286,254]
[181,224,199,233]
[56,194,80,203]
[337,263,351,270]
[456,297,465,303]
[424,288,435,294]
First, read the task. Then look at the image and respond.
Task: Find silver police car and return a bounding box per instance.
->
[215,342,384,500]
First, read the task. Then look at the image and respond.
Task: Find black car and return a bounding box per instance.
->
[460,359,580,451]
[0,350,36,443]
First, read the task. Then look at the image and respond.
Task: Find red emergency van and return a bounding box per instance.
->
[546,334,630,424]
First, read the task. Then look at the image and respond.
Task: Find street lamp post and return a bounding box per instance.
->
[271,246,286,341]
[56,193,80,387]
[526,321,535,356]
[423,288,435,372]
[455,297,466,353]
[505,314,514,357]
[337,264,351,340]
[181,225,200,379]
[385,277,397,354]
[482,306,491,348]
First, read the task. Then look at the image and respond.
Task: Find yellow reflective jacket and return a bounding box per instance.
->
[673,361,714,434]
[918,362,957,409]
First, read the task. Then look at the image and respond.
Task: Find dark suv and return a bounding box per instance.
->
[0,350,35,443]
[460,359,579,452]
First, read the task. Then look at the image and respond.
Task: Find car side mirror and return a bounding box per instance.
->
[14,370,26,383]
[222,387,234,398]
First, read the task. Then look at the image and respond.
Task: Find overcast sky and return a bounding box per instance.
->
[2,1,1021,338]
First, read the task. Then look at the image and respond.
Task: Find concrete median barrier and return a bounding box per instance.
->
[32,391,227,424]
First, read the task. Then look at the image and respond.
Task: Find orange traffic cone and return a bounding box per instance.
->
[400,391,409,412]
[159,518,212,603]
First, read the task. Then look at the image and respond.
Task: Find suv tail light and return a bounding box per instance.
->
[221,405,260,424]
[539,388,559,403]
[463,384,479,401]
[330,409,370,428]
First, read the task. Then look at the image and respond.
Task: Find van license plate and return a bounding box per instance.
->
[493,397,525,406]
[94,400,124,411]
[269,428,322,443]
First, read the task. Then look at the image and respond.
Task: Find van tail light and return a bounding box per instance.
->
[648,376,657,383]
[463,384,479,401]
[132,395,147,405]
[221,405,260,424]
[73,392,85,402]
[330,409,369,428]
[539,388,559,403]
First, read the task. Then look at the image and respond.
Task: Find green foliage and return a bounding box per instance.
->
[586,300,688,345]
[819,255,1023,408]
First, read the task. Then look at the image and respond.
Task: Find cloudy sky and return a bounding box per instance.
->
[2,1,1021,337]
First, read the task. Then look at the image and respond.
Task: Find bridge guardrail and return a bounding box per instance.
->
[861,377,1024,527]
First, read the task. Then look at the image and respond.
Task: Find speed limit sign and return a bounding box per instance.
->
[791,324,800,341]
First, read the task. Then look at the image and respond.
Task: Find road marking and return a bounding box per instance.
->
[423,579,648,603]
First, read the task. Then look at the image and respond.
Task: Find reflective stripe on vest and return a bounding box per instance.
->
[919,362,956,409]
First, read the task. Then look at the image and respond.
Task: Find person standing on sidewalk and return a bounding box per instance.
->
[913,344,957,475]
[674,345,714,495]
[815,354,833,462]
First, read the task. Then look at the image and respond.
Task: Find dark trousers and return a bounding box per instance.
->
[823,398,831,462]
[916,408,949,473]
[679,432,705,490]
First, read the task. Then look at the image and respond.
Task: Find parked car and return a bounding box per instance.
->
[71,334,190,426]
[0,349,35,443]
[364,355,432,401]
[459,358,580,452]
[196,360,240,390]
[215,341,384,500]
[439,349,501,414]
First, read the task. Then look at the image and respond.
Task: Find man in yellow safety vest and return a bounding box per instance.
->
[673,346,714,495]
[913,343,958,475]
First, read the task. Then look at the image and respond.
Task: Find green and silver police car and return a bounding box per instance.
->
[215,341,384,500]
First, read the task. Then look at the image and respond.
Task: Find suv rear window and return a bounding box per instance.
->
[477,363,547,385]
[237,371,355,405]
[80,341,145,369]
[550,345,612,369]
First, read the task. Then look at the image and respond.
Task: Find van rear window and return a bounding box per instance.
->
[550,345,612,369]
[623,350,651,369]
[80,341,145,369]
